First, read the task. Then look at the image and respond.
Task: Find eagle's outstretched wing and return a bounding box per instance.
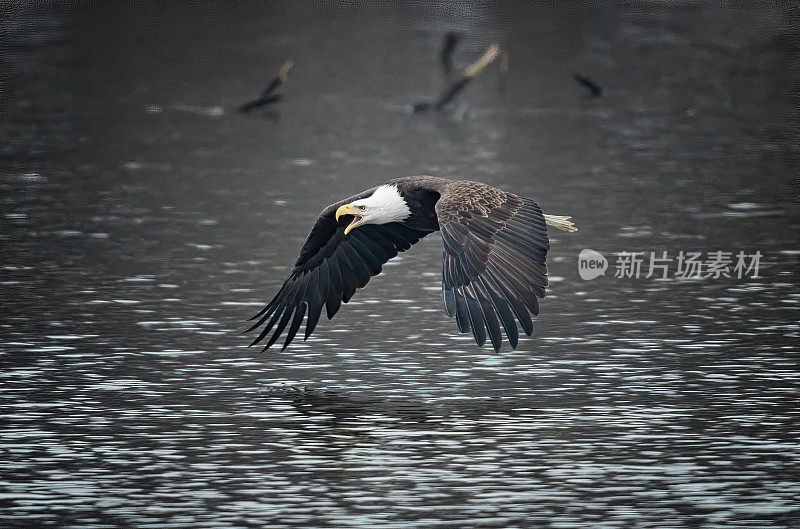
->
[247,194,431,351]
[436,181,550,352]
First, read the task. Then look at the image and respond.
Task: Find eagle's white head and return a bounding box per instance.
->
[335,185,411,235]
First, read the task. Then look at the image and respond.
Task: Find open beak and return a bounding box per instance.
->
[335,204,364,235]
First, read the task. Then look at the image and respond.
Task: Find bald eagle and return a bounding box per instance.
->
[247,176,577,353]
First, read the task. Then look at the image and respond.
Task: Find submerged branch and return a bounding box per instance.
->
[414,44,501,113]
[441,31,462,76]
[239,59,294,113]
[573,73,603,97]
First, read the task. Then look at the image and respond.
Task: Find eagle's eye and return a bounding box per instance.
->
[358,205,366,211]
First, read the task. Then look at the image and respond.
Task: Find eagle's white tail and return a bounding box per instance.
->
[544,214,578,232]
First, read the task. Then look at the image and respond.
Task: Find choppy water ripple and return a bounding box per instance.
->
[2,2,799,528]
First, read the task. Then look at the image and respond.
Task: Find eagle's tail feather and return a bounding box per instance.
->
[543,214,578,232]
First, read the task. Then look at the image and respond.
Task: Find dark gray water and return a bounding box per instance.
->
[2,3,799,528]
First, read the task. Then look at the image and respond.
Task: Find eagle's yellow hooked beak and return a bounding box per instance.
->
[335,204,364,235]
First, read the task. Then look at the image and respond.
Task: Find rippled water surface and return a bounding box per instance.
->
[2,3,799,528]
